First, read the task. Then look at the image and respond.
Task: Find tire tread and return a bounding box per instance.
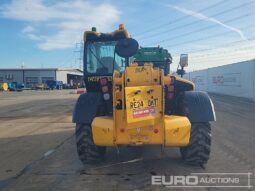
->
[180,122,211,165]
[75,124,106,164]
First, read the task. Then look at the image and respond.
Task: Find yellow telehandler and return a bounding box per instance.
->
[73,24,215,165]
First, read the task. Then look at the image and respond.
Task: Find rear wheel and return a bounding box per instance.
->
[180,122,211,165]
[75,123,106,164]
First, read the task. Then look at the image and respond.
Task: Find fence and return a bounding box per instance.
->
[185,59,255,100]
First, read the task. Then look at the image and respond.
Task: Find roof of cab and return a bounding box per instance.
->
[83,29,130,42]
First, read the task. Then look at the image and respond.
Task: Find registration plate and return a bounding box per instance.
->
[125,85,162,123]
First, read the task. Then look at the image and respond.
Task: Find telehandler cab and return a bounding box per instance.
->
[73,24,216,165]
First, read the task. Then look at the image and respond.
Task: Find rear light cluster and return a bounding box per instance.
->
[100,77,110,100]
[167,76,175,100]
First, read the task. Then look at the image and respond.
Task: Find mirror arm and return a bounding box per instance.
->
[181,66,184,78]
[125,57,129,67]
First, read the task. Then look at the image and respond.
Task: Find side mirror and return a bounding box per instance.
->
[179,54,188,68]
[115,38,139,58]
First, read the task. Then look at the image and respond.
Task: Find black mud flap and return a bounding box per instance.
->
[176,91,216,122]
[72,92,105,124]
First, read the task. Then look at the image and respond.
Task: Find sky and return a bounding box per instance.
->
[0,0,255,71]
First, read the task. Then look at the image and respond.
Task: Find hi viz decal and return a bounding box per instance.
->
[133,107,156,118]
[130,98,158,118]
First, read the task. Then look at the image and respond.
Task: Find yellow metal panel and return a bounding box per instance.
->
[116,121,164,145]
[92,117,114,146]
[164,115,191,146]
[125,64,155,86]
[125,85,162,124]
[110,63,193,146]
[151,67,161,85]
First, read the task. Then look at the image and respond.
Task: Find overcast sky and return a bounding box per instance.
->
[0,0,255,71]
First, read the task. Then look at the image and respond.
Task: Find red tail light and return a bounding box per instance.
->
[100,77,110,100]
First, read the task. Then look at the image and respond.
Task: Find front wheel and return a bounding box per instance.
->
[75,124,106,164]
[180,122,211,165]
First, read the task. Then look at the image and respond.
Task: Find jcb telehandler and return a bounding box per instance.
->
[73,24,216,165]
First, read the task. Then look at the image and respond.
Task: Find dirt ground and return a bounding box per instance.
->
[0,90,254,191]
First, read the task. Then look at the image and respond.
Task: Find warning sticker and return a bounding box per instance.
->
[133,107,156,118]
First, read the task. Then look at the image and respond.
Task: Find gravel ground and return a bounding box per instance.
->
[0,90,254,191]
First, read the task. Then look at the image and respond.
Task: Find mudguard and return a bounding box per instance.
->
[72,92,105,124]
[176,91,216,122]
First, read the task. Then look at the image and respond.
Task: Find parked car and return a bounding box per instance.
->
[8,82,24,91]
[45,80,63,90]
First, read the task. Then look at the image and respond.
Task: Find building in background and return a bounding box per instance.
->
[184,59,255,100]
[0,68,83,88]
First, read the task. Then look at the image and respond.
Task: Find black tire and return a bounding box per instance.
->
[180,122,211,165]
[75,124,106,164]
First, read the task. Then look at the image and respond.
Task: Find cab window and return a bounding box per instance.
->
[86,41,126,75]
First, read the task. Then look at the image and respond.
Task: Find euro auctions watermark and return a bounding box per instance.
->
[151,173,253,188]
